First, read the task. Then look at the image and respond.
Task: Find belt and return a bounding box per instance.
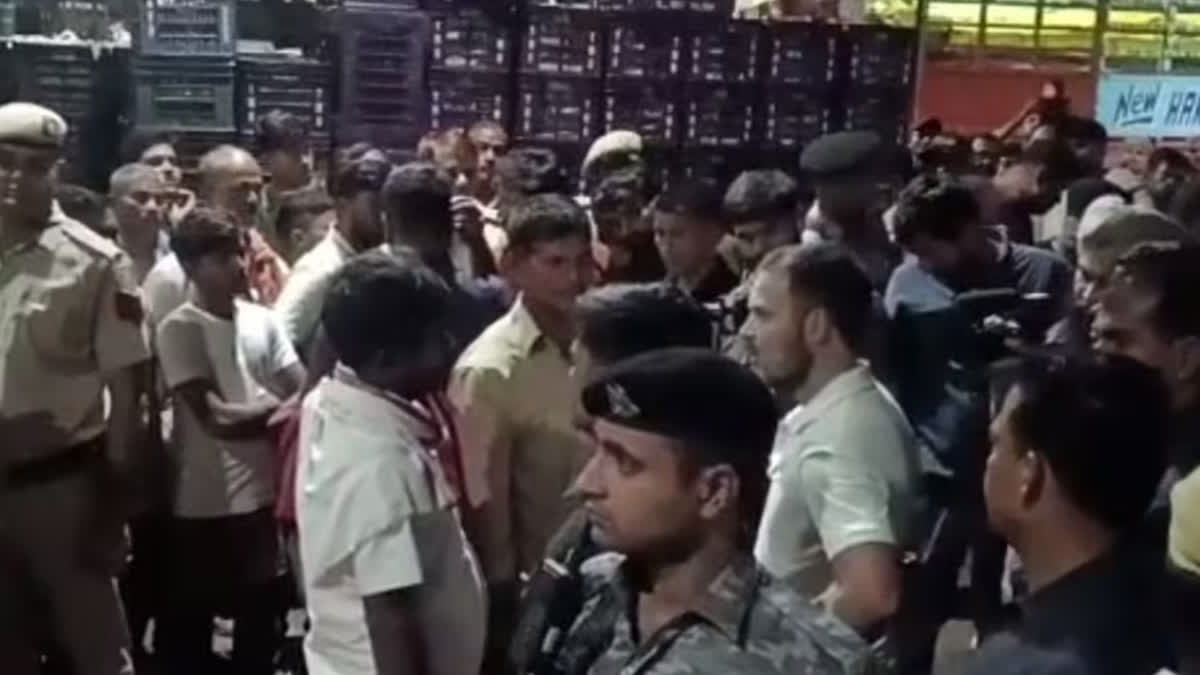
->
[3,437,104,488]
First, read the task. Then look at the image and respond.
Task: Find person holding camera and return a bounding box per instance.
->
[882,174,1072,668]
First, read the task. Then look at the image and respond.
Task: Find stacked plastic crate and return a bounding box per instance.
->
[236,54,333,158]
[837,25,917,142]
[679,18,762,183]
[516,4,604,156]
[426,0,514,132]
[333,5,430,150]
[760,23,837,153]
[135,0,238,169]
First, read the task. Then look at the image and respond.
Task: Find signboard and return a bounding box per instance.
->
[1096,73,1200,138]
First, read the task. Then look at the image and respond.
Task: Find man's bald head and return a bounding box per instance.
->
[197,144,264,226]
[109,163,164,200]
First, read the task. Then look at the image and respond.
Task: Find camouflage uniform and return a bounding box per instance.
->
[554,552,873,675]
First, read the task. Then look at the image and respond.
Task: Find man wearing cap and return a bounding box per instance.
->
[553,348,872,675]
[800,130,902,292]
[0,101,149,675]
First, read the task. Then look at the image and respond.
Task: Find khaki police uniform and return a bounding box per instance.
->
[0,102,148,675]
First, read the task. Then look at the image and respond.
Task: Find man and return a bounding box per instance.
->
[120,129,191,226]
[448,193,596,670]
[274,144,388,356]
[1145,147,1195,212]
[468,119,508,207]
[885,174,1071,662]
[744,243,920,633]
[56,184,109,236]
[108,163,170,282]
[995,139,1082,245]
[154,207,305,675]
[722,169,801,275]
[255,110,314,254]
[1049,209,1194,353]
[590,166,661,284]
[580,129,643,193]
[274,186,334,264]
[653,179,739,304]
[0,101,149,675]
[980,354,1173,675]
[297,251,485,675]
[1093,244,1200,476]
[799,130,901,291]
[144,144,288,327]
[555,348,872,675]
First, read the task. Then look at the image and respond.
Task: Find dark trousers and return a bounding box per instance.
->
[156,509,282,675]
[120,516,168,673]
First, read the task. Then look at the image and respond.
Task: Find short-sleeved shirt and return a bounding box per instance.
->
[297,374,486,675]
[754,365,921,597]
[157,299,299,517]
[0,215,150,460]
[557,553,872,675]
[448,296,593,582]
[274,228,355,353]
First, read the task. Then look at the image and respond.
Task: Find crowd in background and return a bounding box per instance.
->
[2,74,1200,675]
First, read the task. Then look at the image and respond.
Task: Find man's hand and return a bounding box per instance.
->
[452,195,485,241]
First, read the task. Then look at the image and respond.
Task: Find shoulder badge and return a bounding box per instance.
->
[605,382,640,419]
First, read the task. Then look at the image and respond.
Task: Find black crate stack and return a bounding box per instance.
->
[236,54,333,158]
[333,5,430,151]
[836,25,917,143]
[426,1,515,131]
[134,0,238,169]
[516,5,604,148]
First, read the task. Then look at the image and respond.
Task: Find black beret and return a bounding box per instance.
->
[799,130,884,179]
[581,348,778,464]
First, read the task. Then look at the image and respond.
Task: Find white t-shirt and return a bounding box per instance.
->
[297,374,486,675]
[157,299,299,518]
[143,252,190,330]
[274,228,355,352]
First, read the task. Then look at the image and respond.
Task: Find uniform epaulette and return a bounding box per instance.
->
[56,216,122,261]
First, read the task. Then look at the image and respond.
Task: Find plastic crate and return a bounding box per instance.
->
[0,0,14,36]
[843,86,909,141]
[170,129,238,173]
[682,82,757,147]
[431,8,513,72]
[687,20,762,83]
[687,0,733,12]
[140,0,236,55]
[595,0,685,10]
[15,44,104,121]
[602,79,680,144]
[337,8,430,134]
[134,54,236,131]
[842,25,916,88]
[429,68,510,131]
[761,86,832,149]
[529,0,596,7]
[40,1,109,39]
[607,21,685,79]
[236,56,332,140]
[675,146,754,186]
[516,75,601,144]
[521,7,603,75]
[765,23,838,87]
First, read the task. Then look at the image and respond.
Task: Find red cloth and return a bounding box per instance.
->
[246,229,287,306]
[269,389,470,530]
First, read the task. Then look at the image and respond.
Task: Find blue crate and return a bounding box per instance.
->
[430,8,513,72]
[765,23,838,87]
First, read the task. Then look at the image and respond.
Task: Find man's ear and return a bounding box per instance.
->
[499,245,524,281]
[696,464,740,522]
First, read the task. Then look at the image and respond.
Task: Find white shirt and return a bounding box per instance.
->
[274,228,355,352]
[754,365,921,598]
[143,252,190,330]
[156,300,299,517]
[297,374,486,675]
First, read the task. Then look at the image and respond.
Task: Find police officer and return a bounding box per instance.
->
[552,348,872,675]
[0,102,149,675]
[800,130,902,292]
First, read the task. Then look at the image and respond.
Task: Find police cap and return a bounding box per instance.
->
[581,347,778,465]
[799,130,883,180]
[0,102,68,150]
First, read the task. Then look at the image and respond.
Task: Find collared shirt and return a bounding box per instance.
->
[298,373,486,675]
[754,365,921,597]
[0,214,150,459]
[448,296,592,582]
[558,553,872,675]
[274,227,355,352]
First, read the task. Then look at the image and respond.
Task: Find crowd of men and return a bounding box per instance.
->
[1,83,1199,675]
